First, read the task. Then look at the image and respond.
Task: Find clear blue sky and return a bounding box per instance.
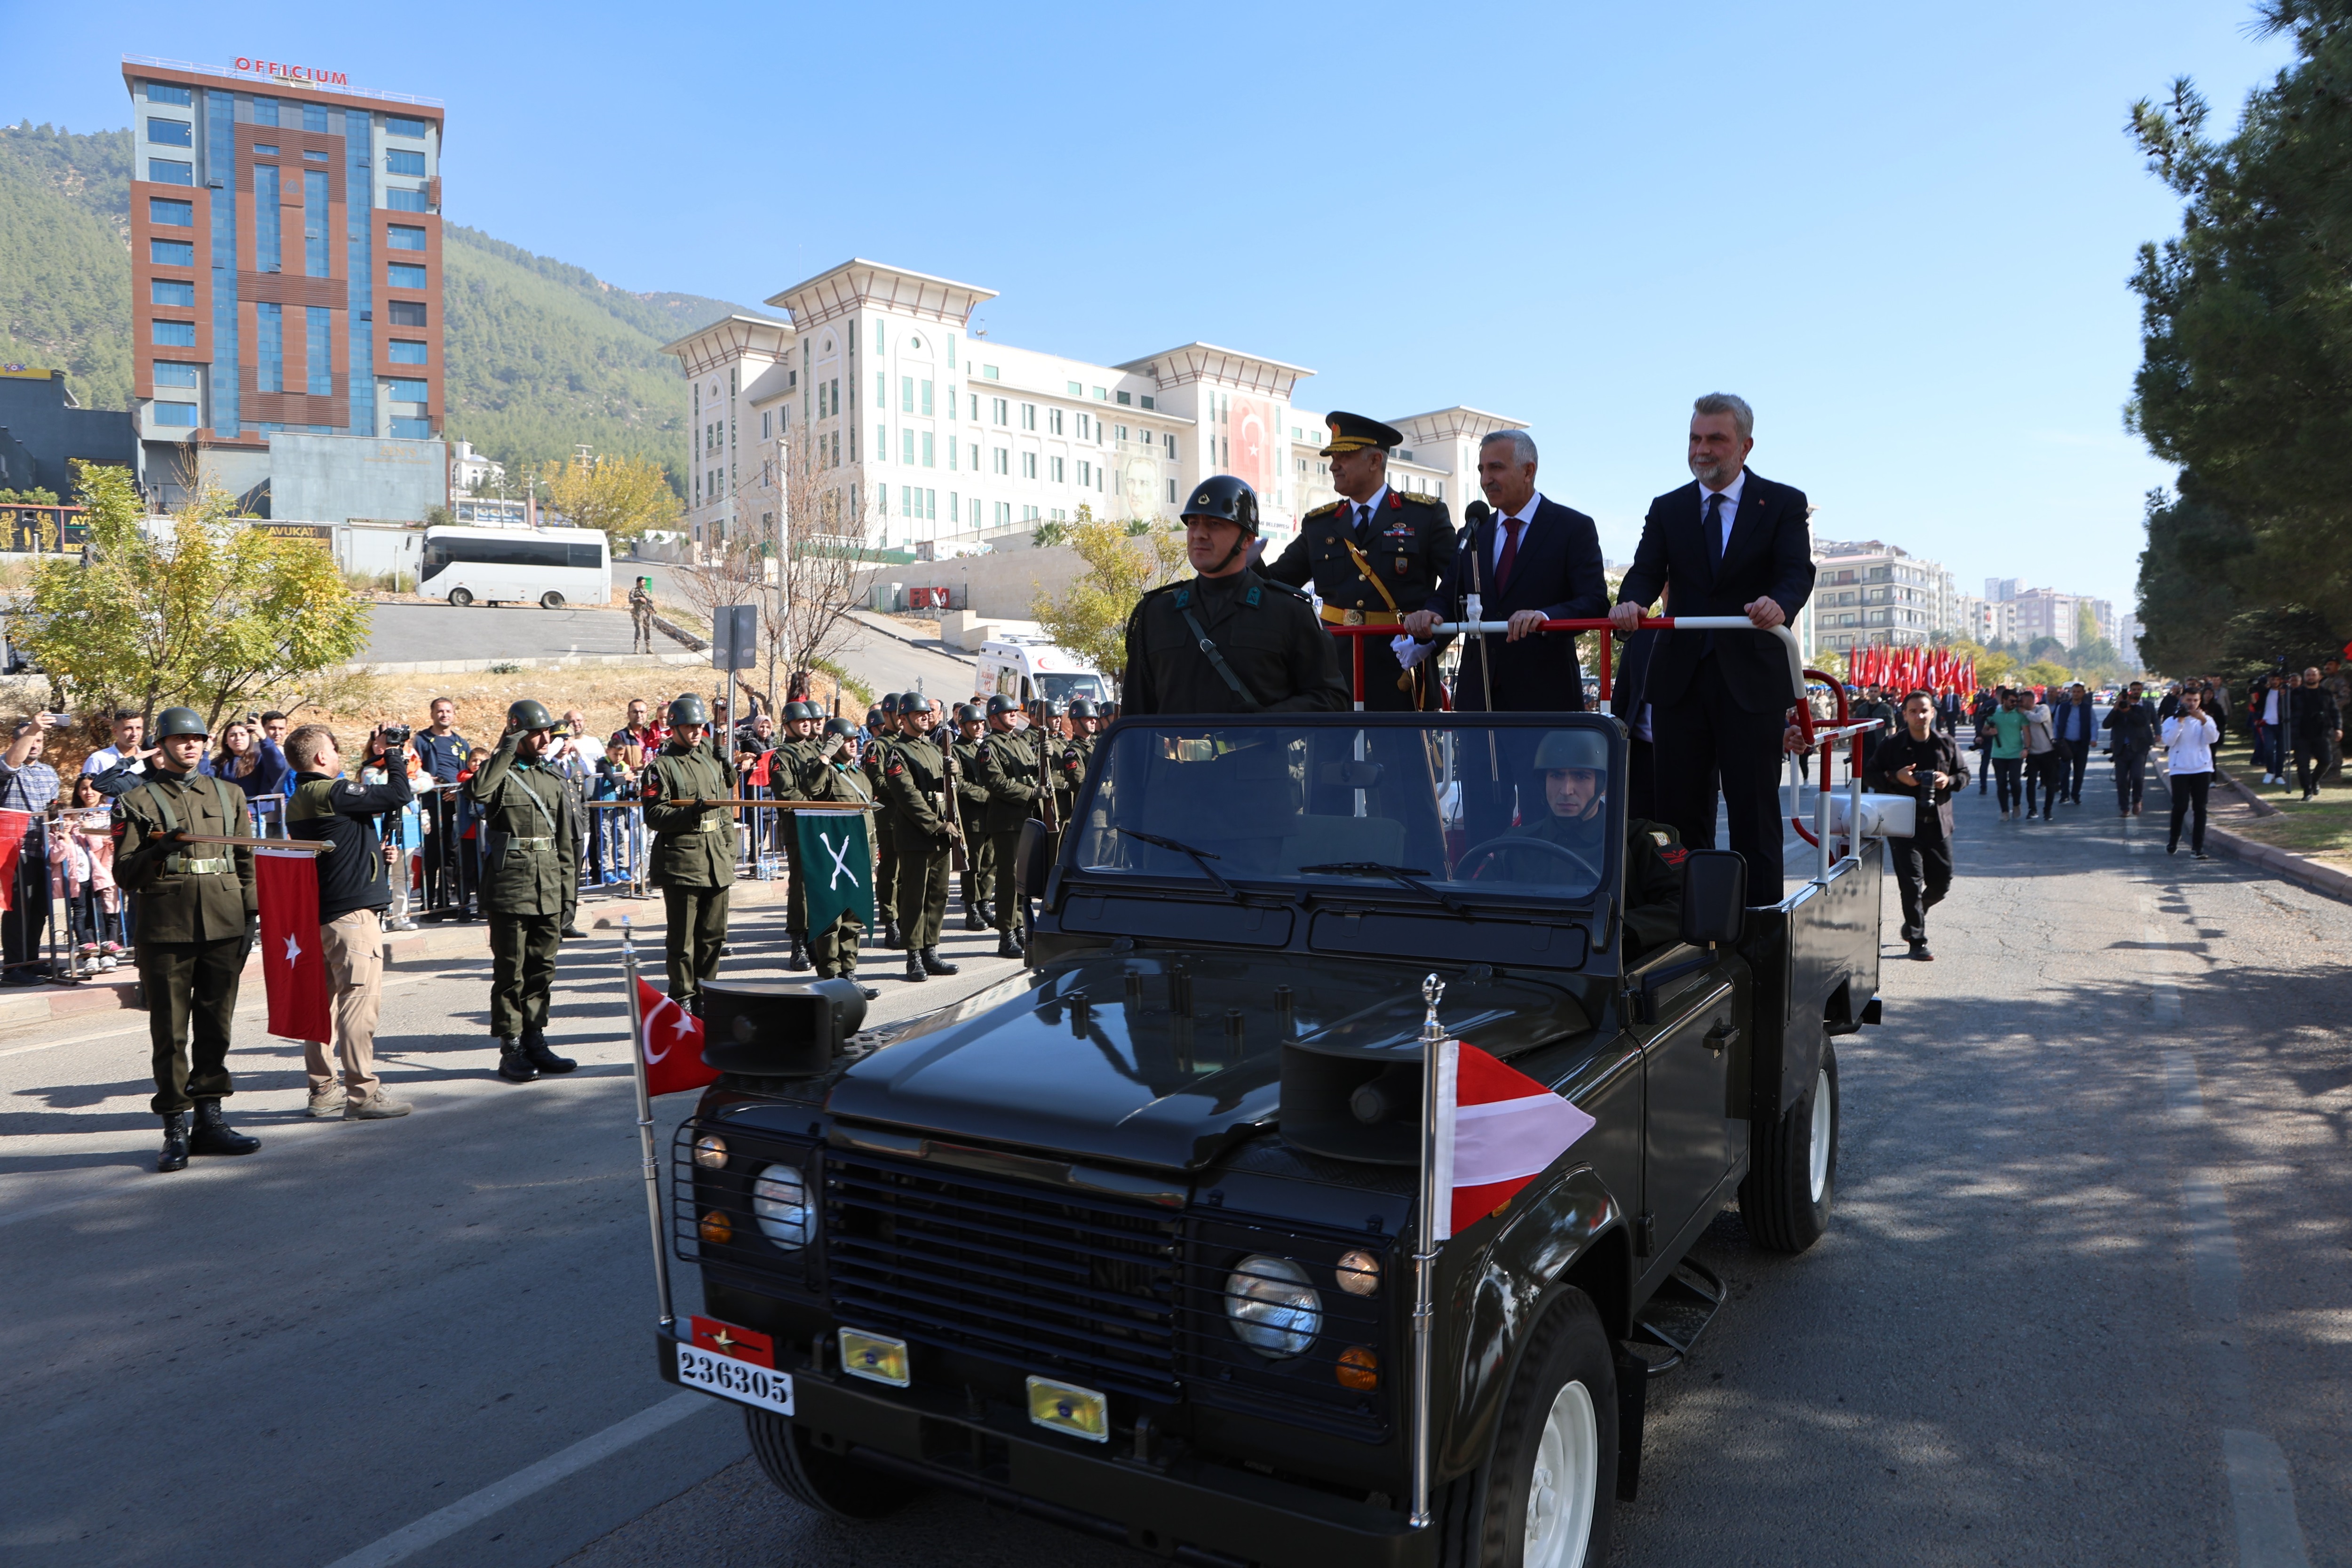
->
[19,2,2296,614]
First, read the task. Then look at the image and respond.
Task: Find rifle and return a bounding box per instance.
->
[942,738,969,871]
[1029,702,1061,836]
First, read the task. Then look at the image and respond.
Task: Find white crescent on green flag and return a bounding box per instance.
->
[795,810,875,932]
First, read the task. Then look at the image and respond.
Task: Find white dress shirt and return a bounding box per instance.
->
[1489,491,1543,571]
[1700,469,1746,553]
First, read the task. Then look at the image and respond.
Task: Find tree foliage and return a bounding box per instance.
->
[2127,1,2352,667]
[13,463,371,726]
[536,451,680,542]
[1030,506,1187,685]
[0,122,135,412]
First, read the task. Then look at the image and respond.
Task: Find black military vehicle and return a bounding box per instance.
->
[651,706,1883,1567]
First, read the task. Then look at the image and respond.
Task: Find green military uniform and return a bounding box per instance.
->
[977,716,1042,955]
[469,710,581,1079]
[1121,568,1350,716]
[801,730,877,985]
[952,718,993,929]
[879,729,960,979]
[1493,808,1686,960]
[114,761,258,1122]
[768,726,816,970]
[863,704,901,942]
[641,734,737,1011]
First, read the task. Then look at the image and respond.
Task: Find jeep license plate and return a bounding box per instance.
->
[675,1342,795,1415]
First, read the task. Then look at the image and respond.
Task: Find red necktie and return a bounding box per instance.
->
[1496,517,1524,591]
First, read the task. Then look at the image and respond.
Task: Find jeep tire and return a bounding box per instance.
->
[1740,1042,1838,1253]
[744,1409,919,1520]
[1467,1287,1617,1568]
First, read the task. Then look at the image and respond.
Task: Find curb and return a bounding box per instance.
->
[2155,754,2351,905]
[340,652,706,676]
[853,612,976,666]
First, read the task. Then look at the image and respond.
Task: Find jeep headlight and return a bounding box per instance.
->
[1225,1255,1321,1359]
[750,1163,811,1250]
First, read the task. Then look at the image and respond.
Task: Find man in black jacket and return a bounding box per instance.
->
[285,724,415,1121]
[2103,681,2158,816]
[2291,666,2344,799]
[1866,692,1968,961]
[1609,393,1816,901]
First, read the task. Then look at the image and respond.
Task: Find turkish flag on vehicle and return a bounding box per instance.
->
[255,847,332,1042]
[637,975,718,1097]
[1431,1040,1597,1241]
[0,810,29,913]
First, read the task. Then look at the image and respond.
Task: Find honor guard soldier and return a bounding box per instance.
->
[1056,697,1101,823]
[641,694,737,1017]
[951,702,993,930]
[803,716,880,998]
[1264,413,1456,711]
[878,696,961,982]
[976,693,1041,957]
[864,694,904,949]
[114,706,261,1172]
[469,699,581,1083]
[1123,476,1351,716]
[777,700,824,970]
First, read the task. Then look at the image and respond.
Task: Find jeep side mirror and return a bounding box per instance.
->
[1679,850,1746,947]
[1015,817,1053,901]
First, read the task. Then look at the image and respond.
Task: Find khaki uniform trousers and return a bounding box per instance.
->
[304,908,384,1102]
[892,839,951,950]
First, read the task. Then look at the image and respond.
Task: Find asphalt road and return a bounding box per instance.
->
[7,746,2345,1568]
[364,602,650,664]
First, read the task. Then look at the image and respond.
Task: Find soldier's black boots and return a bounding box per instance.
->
[188,1098,259,1157]
[882,920,905,950]
[157,1112,191,1172]
[997,932,1023,960]
[521,1027,576,1074]
[920,947,959,976]
[785,936,810,971]
[962,907,985,932]
[902,950,928,982]
[497,1038,538,1083]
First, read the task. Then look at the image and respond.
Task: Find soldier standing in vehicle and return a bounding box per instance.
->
[864,694,903,950]
[641,694,737,1018]
[802,716,880,999]
[950,702,992,930]
[469,699,581,1083]
[1263,413,1456,711]
[114,706,262,1172]
[976,693,1041,957]
[1123,477,1350,716]
[878,697,961,982]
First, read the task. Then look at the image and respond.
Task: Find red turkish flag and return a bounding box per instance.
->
[255,847,331,1042]
[689,1314,775,1367]
[638,974,719,1097]
[0,810,28,913]
[1431,1040,1597,1241]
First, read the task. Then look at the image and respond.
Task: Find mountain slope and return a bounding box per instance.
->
[0,120,761,491]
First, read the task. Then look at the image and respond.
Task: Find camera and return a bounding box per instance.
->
[378,723,413,745]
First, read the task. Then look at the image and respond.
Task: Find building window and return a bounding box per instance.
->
[388,377,429,403]
[391,416,431,438]
[902,429,914,465]
[921,380,933,416]
[1116,390,1132,406]
[387,114,427,137]
[150,238,196,266]
[150,197,193,226]
[389,300,427,327]
[386,188,428,212]
[1049,457,1065,484]
[303,103,329,133]
[760,411,772,440]
[948,436,958,470]
[308,305,332,395]
[996,501,1012,526]
[147,117,194,148]
[1093,387,1107,400]
[154,362,200,388]
[388,263,428,288]
[255,303,284,390]
[154,318,197,348]
[303,147,329,161]
[1077,461,1091,488]
[1077,413,1092,441]
[1163,433,1176,459]
[1140,396,1155,410]
[1049,408,1064,435]
[150,279,196,307]
[983,365,999,379]
[145,82,193,106]
[387,149,426,176]
[1021,403,1037,430]
[304,170,330,275]
[253,98,280,127]
[1167,478,1177,504]
[389,339,428,365]
[922,432,935,468]
[152,401,199,427]
[992,398,1008,426]
[1022,452,1038,480]
[387,225,427,252]
[993,447,1009,475]
[148,159,193,185]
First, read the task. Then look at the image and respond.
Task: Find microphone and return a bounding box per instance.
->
[1464,500,1491,529]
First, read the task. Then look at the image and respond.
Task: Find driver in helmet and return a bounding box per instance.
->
[1488,729,1687,959]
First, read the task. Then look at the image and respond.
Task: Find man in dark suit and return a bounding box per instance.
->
[1408,429,1608,845]
[1263,412,1454,711]
[1609,626,1664,821]
[1609,393,1815,902]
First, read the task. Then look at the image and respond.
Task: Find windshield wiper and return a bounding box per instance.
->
[1112,828,1243,902]
[1297,860,1471,917]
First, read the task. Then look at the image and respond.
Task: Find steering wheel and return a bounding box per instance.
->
[1455,834,1603,887]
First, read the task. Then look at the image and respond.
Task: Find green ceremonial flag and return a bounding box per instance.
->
[796,810,875,932]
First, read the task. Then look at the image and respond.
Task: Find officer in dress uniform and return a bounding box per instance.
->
[1264,413,1456,711]
[864,694,903,949]
[469,699,581,1083]
[976,693,1041,958]
[114,707,261,1172]
[641,694,737,1018]
[800,716,880,999]
[1123,476,1350,716]
[950,703,992,930]
[878,696,961,982]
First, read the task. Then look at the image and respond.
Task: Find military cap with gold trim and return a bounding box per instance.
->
[1319,410,1404,456]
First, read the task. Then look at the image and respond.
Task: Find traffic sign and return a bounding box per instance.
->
[713,604,757,671]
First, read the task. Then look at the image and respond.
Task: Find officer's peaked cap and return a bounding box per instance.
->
[1319,410,1404,457]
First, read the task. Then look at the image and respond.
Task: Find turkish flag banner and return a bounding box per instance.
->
[1431,1039,1597,1241]
[255,847,332,1043]
[0,810,29,914]
[689,1314,775,1367]
[638,974,719,1097]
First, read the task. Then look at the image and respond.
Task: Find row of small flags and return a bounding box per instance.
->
[1841,645,1976,693]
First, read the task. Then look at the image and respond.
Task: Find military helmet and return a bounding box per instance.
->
[507,698,556,733]
[823,716,859,739]
[985,693,1020,718]
[893,692,933,716]
[1532,729,1609,774]
[877,692,901,713]
[1181,474,1260,535]
[154,706,208,740]
[1036,699,1066,719]
[1065,698,1099,719]
[783,700,819,723]
[954,702,984,724]
[667,693,709,728]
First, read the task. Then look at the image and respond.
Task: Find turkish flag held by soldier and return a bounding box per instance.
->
[255,846,331,1042]
[636,974,719,1097]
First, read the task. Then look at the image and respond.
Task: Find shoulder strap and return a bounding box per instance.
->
[211,776,241,829]
[1176,601,1263,711]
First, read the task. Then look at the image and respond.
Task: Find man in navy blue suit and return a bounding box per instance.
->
[1609,394,1815,902]
[1408,429,1608,846]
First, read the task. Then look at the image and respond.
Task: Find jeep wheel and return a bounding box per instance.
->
[744,1409,919,1519]
[1740,1043,1838,1253]
[1470,1288,1616,1568]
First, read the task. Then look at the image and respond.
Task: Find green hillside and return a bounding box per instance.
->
[0,119,763,492]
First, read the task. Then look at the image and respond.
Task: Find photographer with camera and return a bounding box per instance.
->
[1867,689,1969,961]
[364,723,421,930]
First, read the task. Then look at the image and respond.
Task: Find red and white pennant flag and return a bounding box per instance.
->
[636,975,719,1098]
[1431,1040,1597,1241]
[255,847,331,1042]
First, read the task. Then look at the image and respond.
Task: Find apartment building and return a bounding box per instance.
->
[1804,538,1965,656]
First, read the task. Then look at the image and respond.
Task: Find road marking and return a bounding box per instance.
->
[2222,1430,2315,1568]
[2178,1171,2243,1324]
[321,1392,715,1568]
[2161,1048,2203,1123]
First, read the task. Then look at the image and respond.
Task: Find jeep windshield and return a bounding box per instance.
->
[1070,714,1623,906]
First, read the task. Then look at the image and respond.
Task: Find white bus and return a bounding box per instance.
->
[418,525,612,609]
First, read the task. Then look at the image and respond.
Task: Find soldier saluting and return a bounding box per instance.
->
[1123,476,1349,716]
[1263,413,1455,711]
[469,699,580,1083]
[114,706,261,1172]
[640,694,737,1018]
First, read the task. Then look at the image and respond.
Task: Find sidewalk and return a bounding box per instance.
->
[0,877,797,1033]
[2155,750,2352,903]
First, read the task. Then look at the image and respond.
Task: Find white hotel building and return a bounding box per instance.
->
[662,260,1519,558]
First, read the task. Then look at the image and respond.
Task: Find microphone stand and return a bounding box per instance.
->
[1462,502,1502,797]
